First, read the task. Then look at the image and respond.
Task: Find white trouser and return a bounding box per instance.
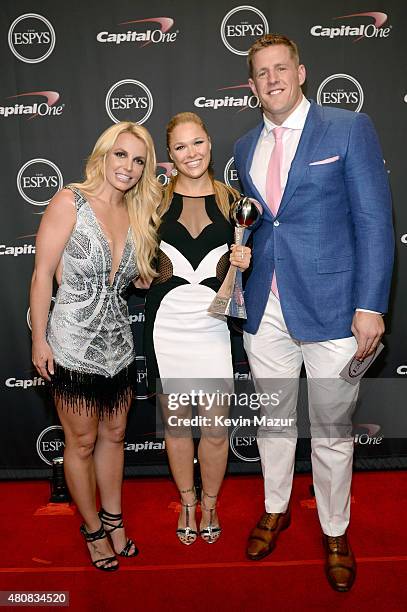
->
[244,291,359,536]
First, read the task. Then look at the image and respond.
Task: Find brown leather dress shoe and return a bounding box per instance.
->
[323,532,356,592]
[247,511,291,560]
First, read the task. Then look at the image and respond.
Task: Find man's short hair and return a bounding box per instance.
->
[248,34,300,77]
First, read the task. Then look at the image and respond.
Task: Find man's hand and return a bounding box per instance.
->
[351,311,384,360]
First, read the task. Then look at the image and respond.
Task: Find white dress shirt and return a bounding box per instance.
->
[250,96,310,201]
[249,95,379,315]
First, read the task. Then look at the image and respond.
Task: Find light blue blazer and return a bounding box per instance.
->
[234,100,394,340]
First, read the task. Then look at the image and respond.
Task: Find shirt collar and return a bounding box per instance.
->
[262,96,311,134]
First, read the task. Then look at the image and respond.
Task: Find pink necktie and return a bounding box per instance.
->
[265,127,286,298]
[266,126,285,214]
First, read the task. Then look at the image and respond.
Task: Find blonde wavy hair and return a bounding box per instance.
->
[159,112,240,219]
[71,121,161,281]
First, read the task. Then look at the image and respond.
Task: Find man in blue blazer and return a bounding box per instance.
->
[234,34,394,592]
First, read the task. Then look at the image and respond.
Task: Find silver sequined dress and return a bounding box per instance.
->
[47,186,138,379]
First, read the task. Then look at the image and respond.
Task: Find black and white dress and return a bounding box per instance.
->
[144,193,234,390]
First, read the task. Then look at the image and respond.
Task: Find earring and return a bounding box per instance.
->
[171,167,178,177]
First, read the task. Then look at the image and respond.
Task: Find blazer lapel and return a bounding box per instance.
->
[242,123,272,220]
[277,101,330,217]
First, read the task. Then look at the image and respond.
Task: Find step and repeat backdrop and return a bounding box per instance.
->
[1,1,406,478]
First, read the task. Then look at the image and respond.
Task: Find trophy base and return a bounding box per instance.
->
[208,296,231,315]
[228,302,247,319]
[208,296,247,319]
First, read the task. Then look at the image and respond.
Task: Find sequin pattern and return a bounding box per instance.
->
[47,186,139,377]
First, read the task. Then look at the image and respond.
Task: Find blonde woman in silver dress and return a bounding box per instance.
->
[30,122,160,571]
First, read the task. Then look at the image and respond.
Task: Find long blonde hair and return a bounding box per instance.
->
[71,121,161,281]
[159,112,239,219]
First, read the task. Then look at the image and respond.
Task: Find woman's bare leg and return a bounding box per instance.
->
[93,399,136,555]
[57,401,117,568]
[160,394,197,538]
[198,400,229,532]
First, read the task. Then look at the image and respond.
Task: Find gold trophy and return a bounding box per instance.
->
[208,197,262,318]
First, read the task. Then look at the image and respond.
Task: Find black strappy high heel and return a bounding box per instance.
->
[79,523,119,571]
[98,508,139,557]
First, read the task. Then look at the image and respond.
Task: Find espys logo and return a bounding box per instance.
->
[156,162,174,186]
[8,13,56,63]
[0,91,64,119]
[317,74,364,113]
[310,12,391,42]
[97,17,178,46]
[229,424,260,462]
[401,234,407,245]
[105,79,153,125]
[220,6,269,55]
[17,159,63,209]
[194,83,260,112]
[224,157,240,189]
[36,425,65,465]
[135,356,154,400]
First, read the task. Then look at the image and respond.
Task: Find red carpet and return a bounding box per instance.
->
[1,472,406,611]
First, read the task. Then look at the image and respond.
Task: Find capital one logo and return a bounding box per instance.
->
[194,83,260,112]
[8,13,56,63]
[229,424,260,462]
[156,162,174,186]
[0,91,64,119]
[310,12,391,42]
[397,365,407,375]
[317,74,364,113]
[125,440,166,452]
[0,242,35,258]
[105,79,153,124]
[17,159,63,209]
[128,298,145,325]
[5,375,44,390]
[97,17,178,46]
[224,157,240,190]
[220,6,269,55]
[353,423,382,445]
[36,425,65,465]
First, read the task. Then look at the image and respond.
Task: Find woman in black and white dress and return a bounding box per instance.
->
[144,112,251,545]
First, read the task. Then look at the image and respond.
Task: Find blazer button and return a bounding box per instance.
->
[273,220,280,227]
